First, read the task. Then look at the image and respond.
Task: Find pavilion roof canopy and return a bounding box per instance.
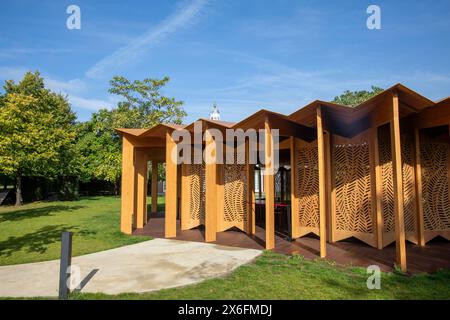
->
[183,118,236,132]
[116,83,443,141]
[287,83,436,137]
[115,128,149,136]
[233,109,316,142]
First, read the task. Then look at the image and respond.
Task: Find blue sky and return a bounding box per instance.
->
[1,0,450,123]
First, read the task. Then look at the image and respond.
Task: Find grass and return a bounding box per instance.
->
[72,251,450,300]
[1,196,449,299]
[0,196,164,266]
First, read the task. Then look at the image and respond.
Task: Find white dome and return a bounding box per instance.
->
[210,103,220,121]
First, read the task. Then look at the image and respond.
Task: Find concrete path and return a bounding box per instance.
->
[0,239,261,297]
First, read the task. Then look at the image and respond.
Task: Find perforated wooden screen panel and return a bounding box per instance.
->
[332,131,376,247]
[296,140,320,237]
[420,130,450,242]
[183,163,205,229]
[222,163,247,231]
[378,126,420,246]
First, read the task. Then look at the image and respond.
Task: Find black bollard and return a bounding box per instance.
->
[58,231,72,300]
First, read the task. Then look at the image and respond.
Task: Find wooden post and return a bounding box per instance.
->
[216,163,225,232]
[246,139,255,234]
[120,135,136,234]
[205,129,218,242]
[290,137,300,239]
[58,231,72,300]
[371,126,384,249]
[414,128,425,246]
[136,150,148,228]
[151,161,158,213]
[316,106,327,258]
[325,132,333,242]
[390,93,407,272]
[180,163,189,230]
[165,131,178,238]
[264,120,275,249]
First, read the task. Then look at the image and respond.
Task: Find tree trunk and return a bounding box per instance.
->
[114,178,120,196]
[15,175,23,206]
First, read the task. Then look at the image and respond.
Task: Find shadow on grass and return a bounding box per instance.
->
[0,205,86,222]
[0,225,96,258]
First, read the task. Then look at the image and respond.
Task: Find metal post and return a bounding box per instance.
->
[59,231,72,300]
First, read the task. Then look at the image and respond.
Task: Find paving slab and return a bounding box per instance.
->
[0,239,261,297]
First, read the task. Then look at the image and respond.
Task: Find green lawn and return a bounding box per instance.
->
[0,196,163,266]
[73,251,450,300]
[1,196,449,299]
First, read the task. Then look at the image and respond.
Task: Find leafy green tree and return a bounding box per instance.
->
[76,76,185,193]
[332,86,384,107]
[0,71,76,205]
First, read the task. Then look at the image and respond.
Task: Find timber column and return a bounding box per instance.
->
[165,130,178,238]
[205,128,218,242]
[136,149,148,228]
[390,92,407,271]
[120,135,136,234]
[316,106,327,258]
[264,119,275,249]
[151,161,158,213]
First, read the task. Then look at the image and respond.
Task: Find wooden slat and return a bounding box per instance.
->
[120,136,136,234]
[325,132,333,242]
[413,128,425,246]
[316,106,327,258]
[205,129,218,242]
[246,140,256,234]
[371,126,384,249]
[216,163,225,232]
[390,93,407,271]
[165,131,177,238]
[151,161,158,213]
[290,137,300,238]
[264,120,275,249]
[180,163,189,230]
[136,150,147,228]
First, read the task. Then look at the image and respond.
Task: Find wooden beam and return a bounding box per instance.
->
[290,137,300,238]
[413,128,425,246]
[390,93,407,271]
[205,129,218,242]
[316,106,327,258]
[264,120,275,249]
[165,131,177,238]
[151,161,158,213]
[371,126,384,249]
[246,140,256,234]
[136,150,148,228]
[120,136,136,234]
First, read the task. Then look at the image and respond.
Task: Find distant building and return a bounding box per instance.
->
[209,103,220,121]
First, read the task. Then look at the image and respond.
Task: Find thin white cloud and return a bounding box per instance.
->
[68,94,115,111]
[45,78,86,93]
[85,0,209,79]
[0,66,29,81]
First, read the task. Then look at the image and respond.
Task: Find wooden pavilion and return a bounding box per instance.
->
[117,84,450,272]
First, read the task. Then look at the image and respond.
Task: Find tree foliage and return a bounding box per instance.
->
[75,76,185,192]
[332,86,384,107]
[0,71,76,205]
